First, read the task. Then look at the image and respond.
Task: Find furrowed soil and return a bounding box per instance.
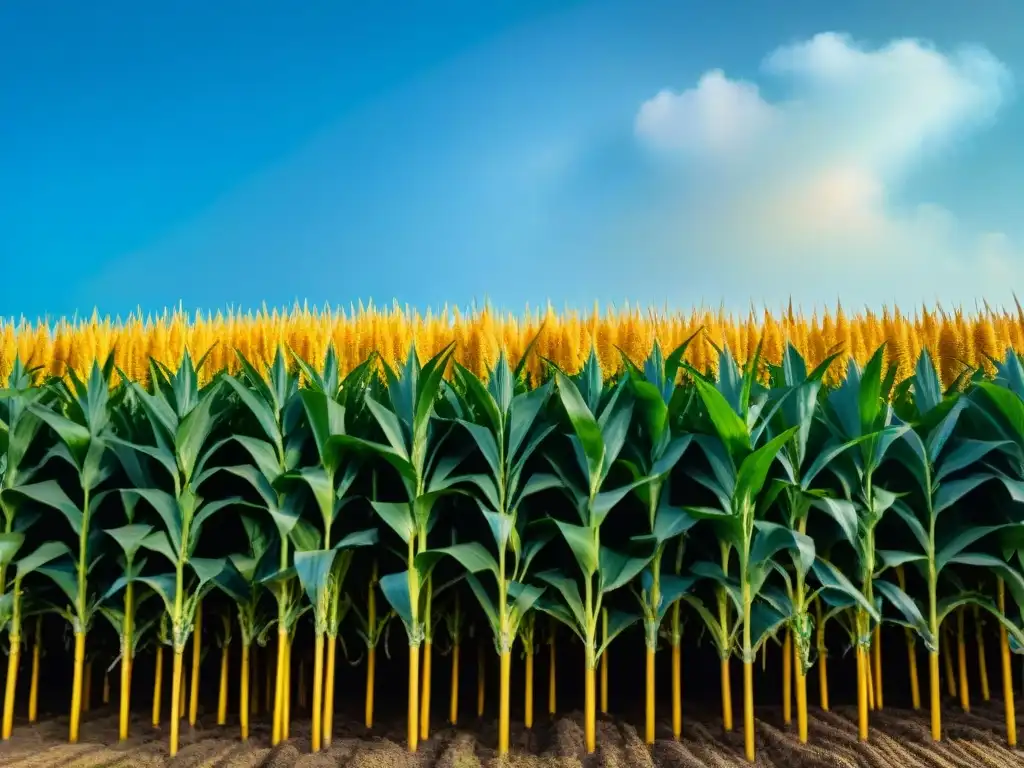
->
[2,703,1023,768]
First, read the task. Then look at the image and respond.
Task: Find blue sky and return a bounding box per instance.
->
[3,0,1023,322]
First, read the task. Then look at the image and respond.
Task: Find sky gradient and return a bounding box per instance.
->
[3,0,1023,321]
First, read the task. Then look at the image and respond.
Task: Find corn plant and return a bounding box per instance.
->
[114,352,238,756]
[335,343,456,752]
[416,348,555,755]
[14,357,118,743]
[681,345,802,761]
[620,338,700,744]
[818,346,909,742]
[532,355,653,754]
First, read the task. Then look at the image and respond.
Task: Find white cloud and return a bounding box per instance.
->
[633,32,1020,306]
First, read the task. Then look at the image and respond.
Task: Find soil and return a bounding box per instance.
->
[0,703,1022,768]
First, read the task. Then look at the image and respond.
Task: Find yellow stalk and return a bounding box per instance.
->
[548,623,556,716]
[795,644,807,743]
[169,649,183,756]
[974,605,990,702]
[720,658,733,730]
[866,645,875,710]
[929,651,941,741]
[600,608,608,715]
[2,636,20,740]
[407,644,420,753]
[419,641,432,741]
[743,660,754,762]
[282,637,291,740]
[83,659,92,713]
[644,647,655,744]
[217,639,229,726]
[179,664,186,716]
[957,609,970,712]
[524,645,533,730]
[943,632,956,697]
[152,645,163,727]
[477,640,485,717]
[671,642,681,739]
[364,643,375,728]
[29,619,41,724]
[782,629,792,725]
[69,631,86,743]
[999,579,1016,747]
[818,653,829,711]
[448,642,459,725]
[584,660,596,754]
[856,646,868,742]
[311,634,324,752]
[323,636,336,746]
[103,670,110,705]
[189,601,201,726]
[873,625,883,710]
[119,648,132,740]
[272,629,286,745]
[897,568,920,710]
[498,650,511,754]
[240,643,250,740]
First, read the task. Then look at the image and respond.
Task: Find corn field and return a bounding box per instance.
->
[4,305,1024,765]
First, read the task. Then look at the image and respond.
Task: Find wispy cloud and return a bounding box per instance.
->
[633,32,1018,308]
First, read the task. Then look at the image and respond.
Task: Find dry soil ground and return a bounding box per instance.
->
[0,703,1022,768]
